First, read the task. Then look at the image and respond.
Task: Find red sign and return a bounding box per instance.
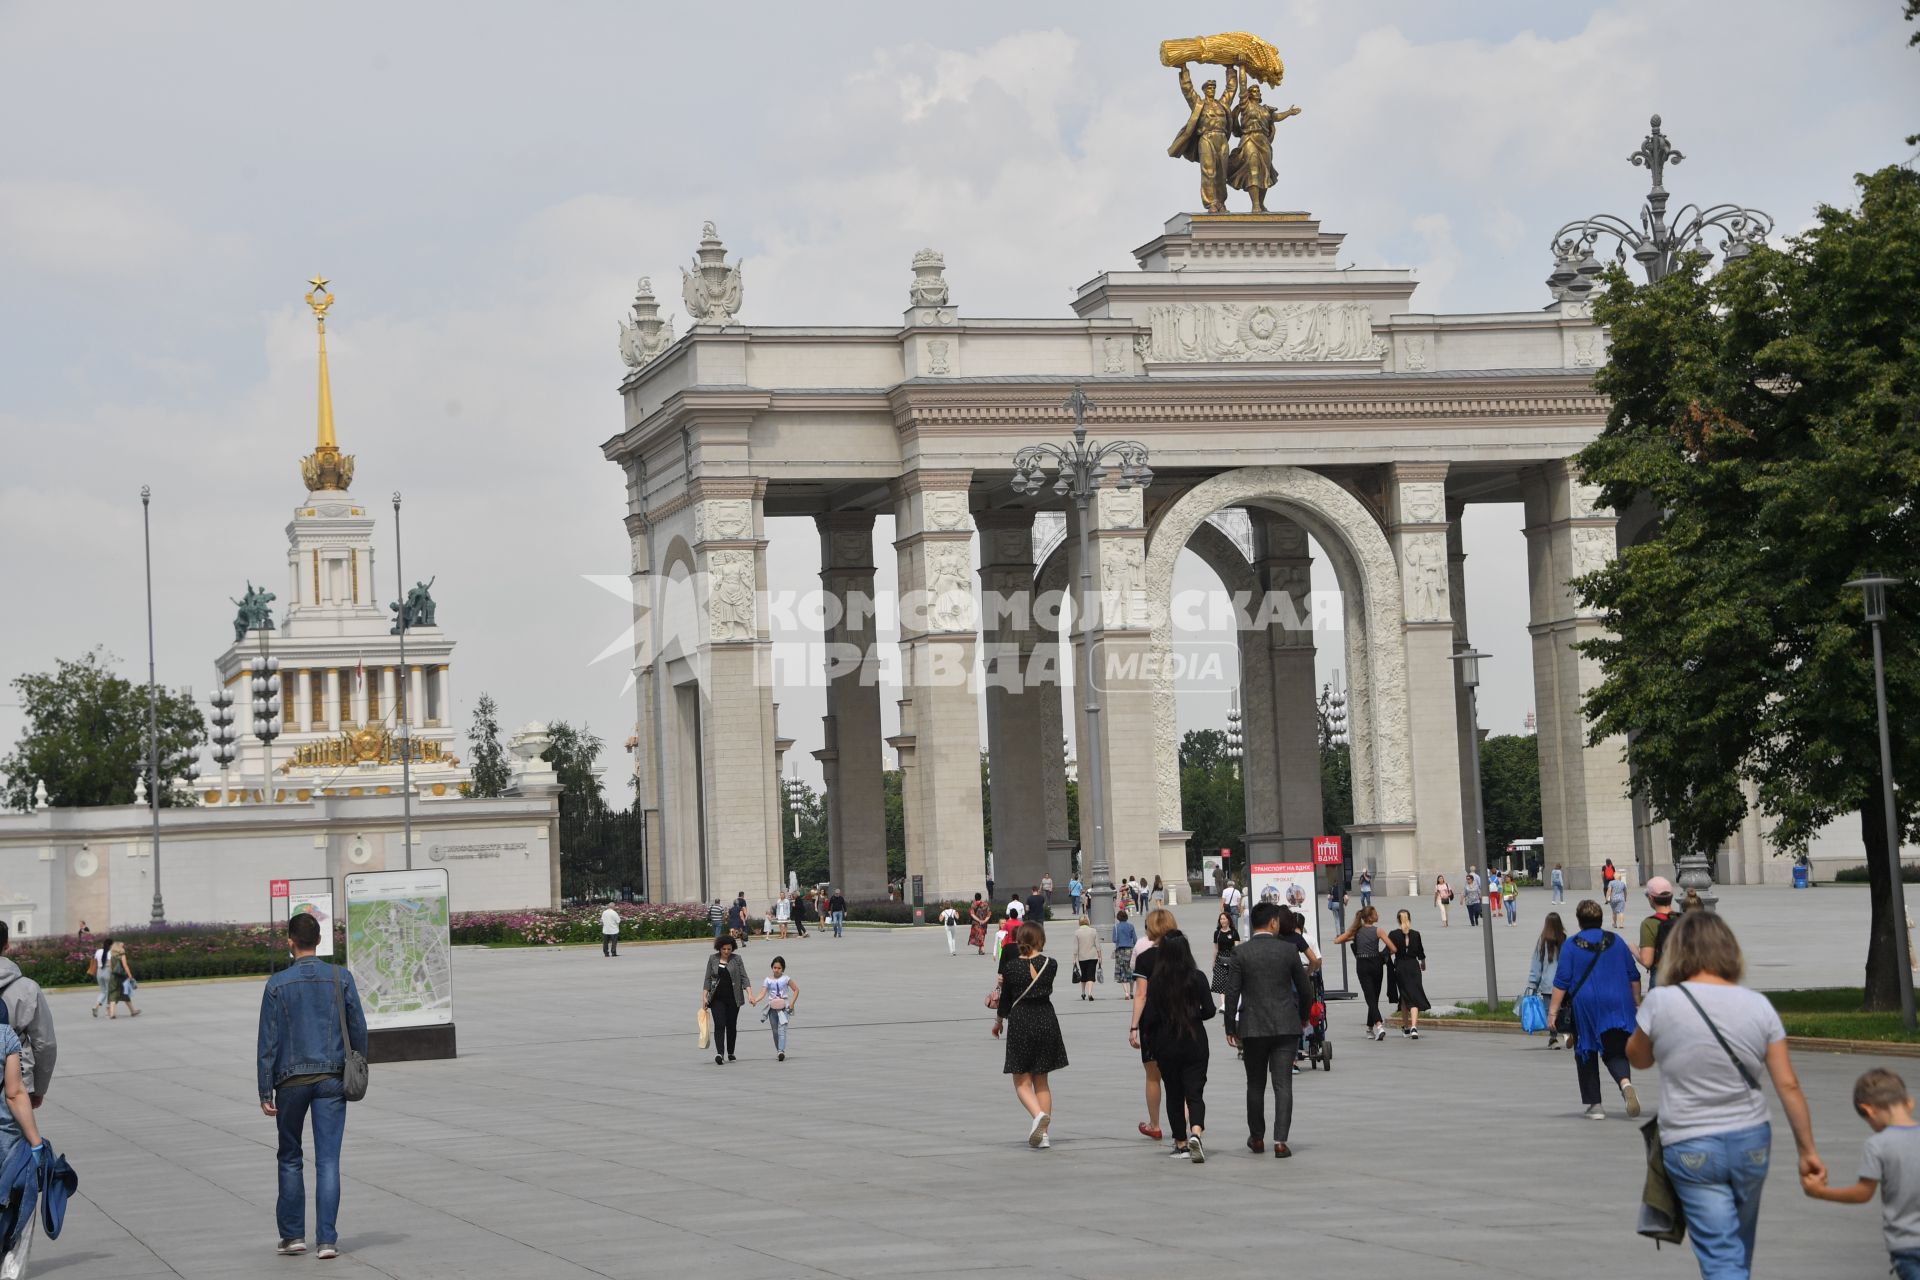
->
[1311,836,1343,866]
[269,879,291,899]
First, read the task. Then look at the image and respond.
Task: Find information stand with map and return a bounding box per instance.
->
[345,868,457,1063]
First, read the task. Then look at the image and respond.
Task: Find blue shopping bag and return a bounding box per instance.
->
[1518,992,1547,1034]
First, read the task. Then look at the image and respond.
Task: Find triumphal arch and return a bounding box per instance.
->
[604,40,1632,909]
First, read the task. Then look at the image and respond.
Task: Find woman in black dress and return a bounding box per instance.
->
[701,935,750,1064]
[1209,909,1237,1008]
[992,921,1068,1149]
[1388,908,1431,1039]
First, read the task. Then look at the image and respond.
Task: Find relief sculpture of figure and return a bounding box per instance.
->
[1227,83,1301,213]
[1168,62,1238,213]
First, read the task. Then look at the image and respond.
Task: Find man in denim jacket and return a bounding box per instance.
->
[257,912,368,1259]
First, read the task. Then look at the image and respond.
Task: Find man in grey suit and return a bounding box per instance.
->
[1223,901,1317,1157]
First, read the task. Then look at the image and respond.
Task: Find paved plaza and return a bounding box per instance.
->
[32,886,1891,1279]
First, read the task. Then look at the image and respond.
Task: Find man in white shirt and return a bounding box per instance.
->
[600,904,621,958]
[940,904,961,955]
[1222,881,1245,938]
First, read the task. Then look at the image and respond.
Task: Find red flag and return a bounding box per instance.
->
[355,656,365,687]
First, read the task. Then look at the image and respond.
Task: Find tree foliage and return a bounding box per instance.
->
[464,692,511,798]
[1575,166,1920,1007]
[1181,728,1245,870]
[1479,734,1543,863]
[2,649,205,810]
[543,721,608,817]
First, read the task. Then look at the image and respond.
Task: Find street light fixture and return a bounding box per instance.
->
[140,486,166,924]
[1225,691,1243,773]
[1452,648,1500,1009]
[1548,114,1774,299]
[1847,572,1914,1032]
[1009,385,1151,942]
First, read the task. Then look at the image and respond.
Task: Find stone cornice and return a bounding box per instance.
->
[688,477,767,503]
[889,469,974,498]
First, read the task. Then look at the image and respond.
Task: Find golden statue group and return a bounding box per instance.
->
[1163,32,1300,214]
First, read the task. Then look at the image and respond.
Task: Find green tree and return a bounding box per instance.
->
[1316,681,1354,837]
[1575,166,1920,1008]
[1478,734,1543,864]
[1180,728,1245,872]
[781,779,830,888]
[2,649,205,810]
[882,768,906,882]
[543,721,608,817]
[981,752,993,855]
[464,692,511,797]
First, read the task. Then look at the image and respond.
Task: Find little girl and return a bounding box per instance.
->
[749,956,800,1062]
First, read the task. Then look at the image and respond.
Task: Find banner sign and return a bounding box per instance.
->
[346,868,453,1030]
[289,877,336,958]
[1312,836,1343,866]
[1249,861,1320,952]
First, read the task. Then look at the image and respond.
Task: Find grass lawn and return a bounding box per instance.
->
[1440,988,1920,1044]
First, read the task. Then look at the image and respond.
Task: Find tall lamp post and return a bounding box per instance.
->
[393,491,415,869]
[1547,114,1773,300]
[140,486,167,924]
[1010,385,1151,942]
[1452,648,1500,1008]
[1847,572,1915,1032]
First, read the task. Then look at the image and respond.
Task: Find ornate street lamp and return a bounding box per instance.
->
[1548,114,1774,299]
[1225,692,1243,774]
[1452,648,1500,1009]
[1847,572,1914,1032]
[1009,385,1151,943]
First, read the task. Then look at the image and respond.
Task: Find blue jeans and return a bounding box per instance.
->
[1506,898,1518,924]
[276,1076,346,1245]
[830,911,844,938]
[1662,1122,1770,1279]
[766,1008,789,1052]
[1360,888,1371,908]
[1893,1250,1920,1280]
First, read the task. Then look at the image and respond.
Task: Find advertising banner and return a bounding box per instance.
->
[345,868,453,1030]
[289,877,336,958]
[1248,861,1319,952]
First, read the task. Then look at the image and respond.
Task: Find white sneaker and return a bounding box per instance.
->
[1029,1112,1051,1148]
[1038,1133,1051,1149]
[1584,1104,1606,1121]
[1621,1081,1641,1118]
[1188,1134,1205,1164]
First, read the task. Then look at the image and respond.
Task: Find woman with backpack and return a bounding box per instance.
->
[1525,912,1569,1048]
[1545,899,1639,1120]
[1136,933,1215,1162]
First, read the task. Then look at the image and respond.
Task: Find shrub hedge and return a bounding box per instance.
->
[1832,863,1920,884]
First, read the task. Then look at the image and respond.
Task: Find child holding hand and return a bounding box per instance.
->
[1803,1068,1920,1279]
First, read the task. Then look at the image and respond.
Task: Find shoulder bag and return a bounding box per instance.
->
[993,956,1052,1015]
[1554,933,1612,1036]
[1637,985,1764,1247]
[331,966,369,1102]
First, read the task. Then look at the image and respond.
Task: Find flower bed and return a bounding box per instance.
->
[450,901,712,946]
[9,921,347,988]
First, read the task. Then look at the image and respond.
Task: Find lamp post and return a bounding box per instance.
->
[1452,648,1500,1009]
[1547,114,1773,301]
[1225,691,1243,775]
[1010,385,1151,942]
[139,486,167,924]
[1847,572,1914,1032]
[393,491,414,869]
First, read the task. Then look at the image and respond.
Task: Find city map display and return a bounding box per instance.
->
[345,868,453,1029]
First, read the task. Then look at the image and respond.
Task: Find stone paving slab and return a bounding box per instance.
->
[21,884,1895,1278]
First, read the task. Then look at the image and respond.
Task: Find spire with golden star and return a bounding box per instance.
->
[298,275,354,492]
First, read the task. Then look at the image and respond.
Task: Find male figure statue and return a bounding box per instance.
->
[1168,63,1239,213]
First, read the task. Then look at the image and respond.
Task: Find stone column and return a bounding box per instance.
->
[381,667,398,727]
[325,668,342,733]
[1523,460,1633,891]
[977,511,1050,898]
[691,483,785,904]
[1388,463,1466,889]
[623,494,668,904]
[1252,513,1324,865]
[296,669,314,733]
[351,665,368,726]
[1034,549,1074,879]
[408,666,425,729]
[893,473,986,901]
[816,514,888,900]
[435,666,450,727]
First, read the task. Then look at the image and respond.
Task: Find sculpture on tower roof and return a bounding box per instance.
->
[298,275,356,492]
[1162,33,1300,215]
[681,222,743,327]
[909,249,949,308]
[618,276,675,369]
[389,576,437,634]
[231,582,277,642]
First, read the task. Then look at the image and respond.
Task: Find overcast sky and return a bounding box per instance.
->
[2,1,1914,799]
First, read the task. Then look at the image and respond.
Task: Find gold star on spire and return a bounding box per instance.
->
[298,275,353,493]
[308,274,329,291]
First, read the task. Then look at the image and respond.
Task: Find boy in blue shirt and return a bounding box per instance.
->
[1803,1068,1920,1279]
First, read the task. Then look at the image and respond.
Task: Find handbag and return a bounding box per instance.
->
[331,967,369,1102]
[1554,934,1612,1036]
[697,1006,712,1049]
[1517,992,1547,1034]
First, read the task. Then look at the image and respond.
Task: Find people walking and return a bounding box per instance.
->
[1434,875,1452,927]
[1327,882,1347,937]
[1112,909,1138,999]
[1072,916,1100,1000]
[257,912,367,1259]
[941,903,961,956]
[828,888,847,939]
[1628,908,1824,1279]
[992,922,1067,1150]
[1546,899,1641,1121]
[1128,908,1181,1142]
[701,936,750,1065]
[0,985,46,1178]
[1386,909,1431,1038]
[1608,874,1629,930]
[1504,874,1520,925]
[91,935,112,1016]
[708,898,725,939]
[1551,863,1565,903]
[747,956,799,1061]
[1637,875,1677,978]
[1487,870,1504,924]
[1138,933,1215,1162]
[1221,881,1244,938]
[1357,870,1373,910]
[1150,876,1167,909]
[1210,909,1238,1007]
[1333,905,1396,1041]
[601,903,621,957]
[1069,875,1084,917]
[1800,1068,1919,1280]
[1222,902,1317,1158]
[968,894,991,954]
[725,897,749,949]
[1041,872,1054,903]
[1465,869,1482,926]
[0,923,56,1118]
[1026,885,1047,922]
[1526,912,1569,1049]
[792,891,809,938]
[104,940,139,1018]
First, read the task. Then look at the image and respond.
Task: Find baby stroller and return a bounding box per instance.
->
[1301,970,1332,1071]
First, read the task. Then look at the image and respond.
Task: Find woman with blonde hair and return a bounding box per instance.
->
[105,939,140,1018]
[1128,906,1182,1141]
[993,921,1067,1149]
[1628,909,1823,1279]
[1072,915,1100,1000]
